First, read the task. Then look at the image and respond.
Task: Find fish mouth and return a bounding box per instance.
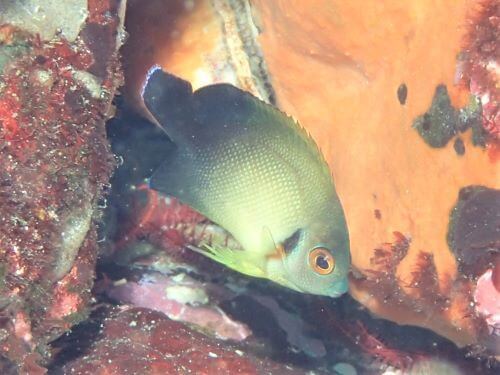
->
[282,276,348,298]
[328,287,348,298]
[282,278,306,293]
[277,253,349,297]
[328,278,349,297]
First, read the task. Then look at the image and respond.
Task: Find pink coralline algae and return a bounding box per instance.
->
[475,269,500,336]
[107,272,252,341]
[473,265,500,355]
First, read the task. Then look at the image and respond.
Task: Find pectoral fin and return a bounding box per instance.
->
[260,226,280,256]
[187,244,266,278]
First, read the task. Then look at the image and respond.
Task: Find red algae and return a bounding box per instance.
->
[113,187,240,259]
[459,0,499,141]
[0,0,124,371]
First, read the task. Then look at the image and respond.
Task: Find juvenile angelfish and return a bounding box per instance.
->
[142,68,350,297]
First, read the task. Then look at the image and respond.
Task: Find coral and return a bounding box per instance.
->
[0,0,89,43]
[0,0,124,371]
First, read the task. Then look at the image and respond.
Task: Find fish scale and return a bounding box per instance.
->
[143,68,350,297]
[201,140,304,251]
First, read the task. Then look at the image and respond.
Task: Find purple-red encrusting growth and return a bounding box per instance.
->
[0,1,123,372]
[460,0,499,141]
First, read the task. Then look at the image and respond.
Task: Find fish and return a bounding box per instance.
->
[142,67,350,297]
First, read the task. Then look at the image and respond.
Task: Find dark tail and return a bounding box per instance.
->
[141,67,194,138]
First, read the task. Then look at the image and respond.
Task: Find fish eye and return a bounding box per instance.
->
[308,247,335,275]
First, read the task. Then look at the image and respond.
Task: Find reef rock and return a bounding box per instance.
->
[0,0,124,371]
[55,307,318,375]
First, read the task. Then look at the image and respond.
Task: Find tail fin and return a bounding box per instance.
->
[141,67,194,142]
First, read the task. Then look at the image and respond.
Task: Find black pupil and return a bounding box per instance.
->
[315,255,330,270]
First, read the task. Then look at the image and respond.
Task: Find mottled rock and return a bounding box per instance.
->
[0,0,124,371]
[0,0,88,42]
[56,307,318,375]
[448,186,500,276]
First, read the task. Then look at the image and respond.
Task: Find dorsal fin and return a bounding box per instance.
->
[192,83,330,170]
[143,69,330,179]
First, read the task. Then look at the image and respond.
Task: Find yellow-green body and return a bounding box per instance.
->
[143,68,350,297]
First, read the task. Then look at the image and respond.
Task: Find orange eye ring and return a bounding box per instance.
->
[308,247,335,275]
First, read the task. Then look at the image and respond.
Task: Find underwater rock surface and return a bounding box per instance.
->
[54,307,321,375]
[0,0,124,371]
